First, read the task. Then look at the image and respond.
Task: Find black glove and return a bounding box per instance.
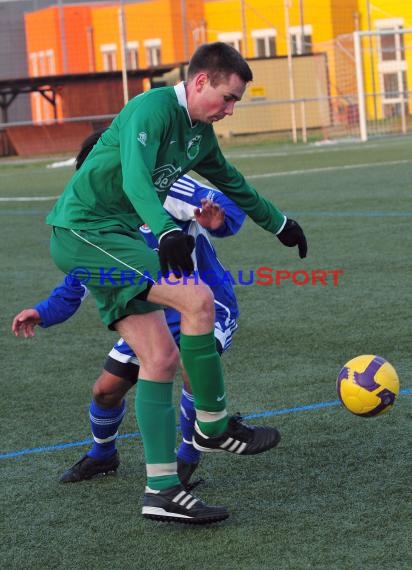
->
[158,230,195,277]
[277,218,307,259]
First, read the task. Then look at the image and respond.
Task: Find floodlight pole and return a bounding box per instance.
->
[353,31,367,142]
[118,1,129,105]
[57,0,68,74]
[181,0,189,60]
[241,0,248,57]
[284,0,297,143]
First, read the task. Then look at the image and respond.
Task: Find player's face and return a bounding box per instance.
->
[192,73,247,124]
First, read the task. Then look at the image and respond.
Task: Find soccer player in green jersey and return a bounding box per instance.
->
[46,42,307,525]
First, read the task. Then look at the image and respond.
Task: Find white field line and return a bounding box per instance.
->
[0,158,410,202]
[247,158,412,179]
[0,196,60,202]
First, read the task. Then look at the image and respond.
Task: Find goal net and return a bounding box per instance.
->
[320,27,412,142]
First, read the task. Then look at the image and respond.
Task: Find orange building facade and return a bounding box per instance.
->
[24,0,205,122]
[23,0,412,128]
[25,4,97,121]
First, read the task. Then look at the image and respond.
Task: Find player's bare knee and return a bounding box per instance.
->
[140,343,180,379]
[181,282,214,317]
[92,371,129,408]
[92,385,121,408]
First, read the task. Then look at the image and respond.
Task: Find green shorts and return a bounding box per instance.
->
[50,226,164,328]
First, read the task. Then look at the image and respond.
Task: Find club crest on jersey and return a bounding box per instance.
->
[139,224,152,233]
[137,132,147,146]
[153,164,182,191]
[187,135,202,160]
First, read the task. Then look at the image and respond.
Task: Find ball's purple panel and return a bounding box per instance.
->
[354,356,385,392]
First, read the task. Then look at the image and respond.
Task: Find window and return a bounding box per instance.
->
[101,44,117,71]
[383,73,400,98]
[375,20,405,63]
[252,29,277,57]
[289,25,312,55]
[375,19,408,116]
[29,53,39,77]
[381,70,409,117]
[28,50,57,123]
[126,42,139,70]
[29,50,55,76]
[217,32,243,54]
[382,71,408,98]
[45,50,55,74]
[145,39,162,66]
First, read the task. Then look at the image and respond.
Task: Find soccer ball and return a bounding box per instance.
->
[337,354,400,417]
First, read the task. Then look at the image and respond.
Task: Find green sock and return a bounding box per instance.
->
[135,379,180,491]
[180,331,229,436]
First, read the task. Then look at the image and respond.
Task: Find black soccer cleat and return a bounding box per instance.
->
[142,484,229,524]
[193,414,281,455]
[59,452,120,483]
[177,457,200,488]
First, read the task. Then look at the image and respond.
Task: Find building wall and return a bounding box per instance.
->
[204,0,358,101]
[212,55,331,137]
[91,0,205,71]
[0,0,104,124]
[63,5,95,73]
[0,0,44,122]
[60,77,143,117]
[18,0,412,126]
[357,0,412,120]
[203,0,358,55]
[25,5,94,75]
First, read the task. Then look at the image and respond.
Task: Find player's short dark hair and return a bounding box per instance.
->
[75,129,107,170]
[187,42,253,86]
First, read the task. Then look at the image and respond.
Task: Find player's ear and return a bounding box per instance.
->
[195,72,209,92]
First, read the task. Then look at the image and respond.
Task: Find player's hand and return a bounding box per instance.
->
[277,218,307,259]
[12,309,41,337]
[158,230,195,278]
[194,199,225,230]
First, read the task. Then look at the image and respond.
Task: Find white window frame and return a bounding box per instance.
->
[37,51,47,76]
[289,25,312,55]
[374,19,407,113]
[45,49,55,75]
[30,53,39,77]
[101,43,117,71]
[217,32,242,53]
[252,28,277,57]
[375,19,406,71]
[126,41,139,70]
[144,38,162,66]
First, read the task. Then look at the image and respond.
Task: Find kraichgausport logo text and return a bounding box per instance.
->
[68,266,343,287]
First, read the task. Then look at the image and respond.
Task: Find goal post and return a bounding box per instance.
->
[353,27,412,142]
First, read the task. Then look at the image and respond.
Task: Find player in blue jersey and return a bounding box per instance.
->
[13,162,245,489]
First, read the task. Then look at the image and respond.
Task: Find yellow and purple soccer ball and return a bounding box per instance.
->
[337,355,400,417]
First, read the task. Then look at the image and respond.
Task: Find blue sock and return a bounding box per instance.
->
[87,399,126,460]
[177,389,201,464]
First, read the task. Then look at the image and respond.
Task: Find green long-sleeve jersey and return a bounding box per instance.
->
[46,82,285,239]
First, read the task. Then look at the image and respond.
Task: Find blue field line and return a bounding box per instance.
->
[0,208,412,219]
[1,388,411,461]
[2,209,412,219]
[286,211,412,218]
